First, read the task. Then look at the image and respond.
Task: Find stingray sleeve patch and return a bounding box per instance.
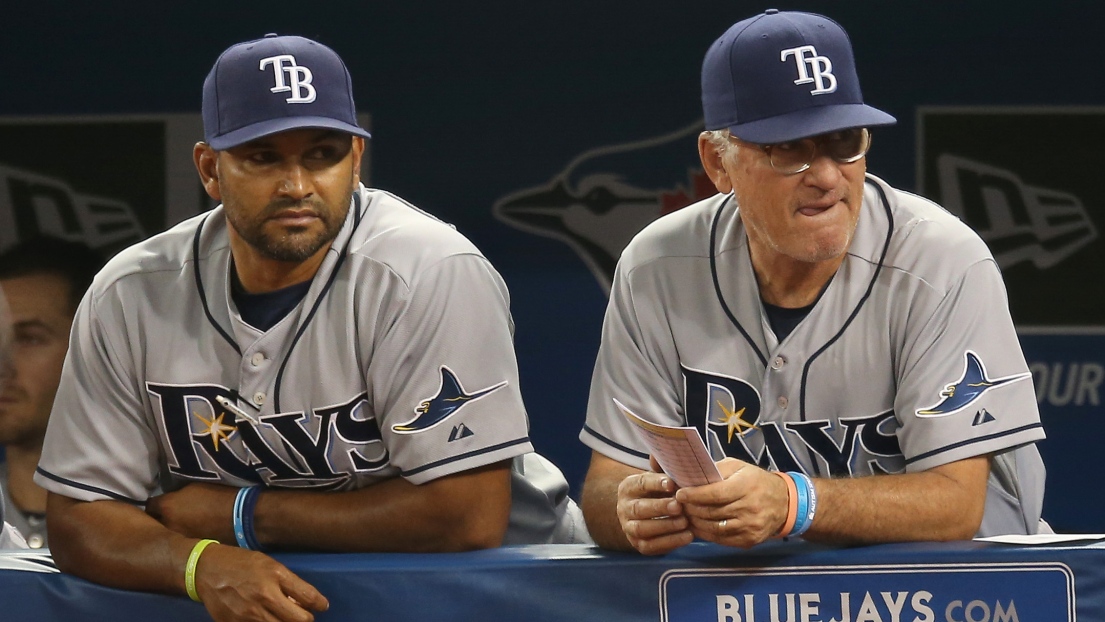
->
[916,351,1031,418]
[391,366,508,434]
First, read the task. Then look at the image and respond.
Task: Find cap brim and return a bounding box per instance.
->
[207,116,371,150]
[730,104,896,144]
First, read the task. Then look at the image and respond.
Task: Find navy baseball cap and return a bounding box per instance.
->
[202,34,371,150]
[702,9,895,144]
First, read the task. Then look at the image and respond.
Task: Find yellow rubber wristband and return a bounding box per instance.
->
[185,539,219,602]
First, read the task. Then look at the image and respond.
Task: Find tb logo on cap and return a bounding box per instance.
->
[259,54,317,104]
[780,45,837,95]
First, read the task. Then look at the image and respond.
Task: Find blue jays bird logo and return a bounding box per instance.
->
[492,120,713,294]
[391,366,507,434]
[916,351,1031,418]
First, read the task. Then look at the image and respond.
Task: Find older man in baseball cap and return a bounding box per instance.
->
[39,34,589,622]
[579,9,1047,553]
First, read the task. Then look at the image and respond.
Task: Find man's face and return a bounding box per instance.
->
[206,129,363,263]
[723,133,867,265]
[0,273,73,449]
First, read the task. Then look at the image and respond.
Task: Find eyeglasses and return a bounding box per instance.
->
[732,128,871,175]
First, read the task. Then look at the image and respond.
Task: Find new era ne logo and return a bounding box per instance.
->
[780,45,837,95]
[259,54,316,103]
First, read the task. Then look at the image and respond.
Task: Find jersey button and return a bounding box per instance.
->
[771,356,786,370]
[251,352,265,366]
[777,396,788,409]
[253,392,266,406]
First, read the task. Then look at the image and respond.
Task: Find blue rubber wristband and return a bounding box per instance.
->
[240,486,264,551]
[789,472,816,536]
[787,472,809,535]
[801,473,818,535]
[233,486,251,549]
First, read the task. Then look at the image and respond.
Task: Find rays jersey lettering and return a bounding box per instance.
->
[682,366,902,476]
[148,383,388,488]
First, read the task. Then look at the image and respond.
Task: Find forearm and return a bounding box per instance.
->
[254,461,512,552]
[47,493,194,594]
[805,456,990,544]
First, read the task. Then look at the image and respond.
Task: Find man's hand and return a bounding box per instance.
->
[48,493,328,622]
[587,450,992,551]
[194,544,328,622]
[146,483,239,543]
[675,458,789,549]
[611,455,693,555]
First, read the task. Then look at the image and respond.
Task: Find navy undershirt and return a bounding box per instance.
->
[762,301,815,343]
[231,272,312,332]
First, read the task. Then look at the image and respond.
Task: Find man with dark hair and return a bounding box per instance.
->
[0,236,104,548]
[37,34,586,622]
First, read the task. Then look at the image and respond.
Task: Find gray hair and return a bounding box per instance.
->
[704,129,738,158]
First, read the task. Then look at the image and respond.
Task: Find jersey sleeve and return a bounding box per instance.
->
[894,258,1044,472]
[35,287,161,504]
[580,259,683,470]
[366,253,534,485]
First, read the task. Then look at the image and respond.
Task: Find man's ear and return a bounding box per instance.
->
[698,132,733,195]
[193,142,222,201]
[350,136,365,188]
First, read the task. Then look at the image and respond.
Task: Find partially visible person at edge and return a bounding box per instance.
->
[579,9,1047,554]
[0,285,27,549]
[37,34,589,622]
[0,236,104,548]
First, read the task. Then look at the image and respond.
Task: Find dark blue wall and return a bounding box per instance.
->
[2,1,1101,530]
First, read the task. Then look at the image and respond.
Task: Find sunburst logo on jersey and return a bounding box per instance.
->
[193,408,236,450]
[716,400,757,442]
[682,365,763,455]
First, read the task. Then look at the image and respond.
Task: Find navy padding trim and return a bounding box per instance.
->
[710,196,767,368]
[274,193,365,413]
[35,467,145,505]
[399,437,531,477]
[800,178,894,422]
[193,215,241,355]
[582,425,651,460]
[904,423,1044,465]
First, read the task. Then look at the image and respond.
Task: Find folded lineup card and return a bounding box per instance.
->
[613,398,723,488]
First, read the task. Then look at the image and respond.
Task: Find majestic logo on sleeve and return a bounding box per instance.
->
[391,367,507,434]
[780,45,837,95]
[916,351,1032,418]
[259,55,316,103]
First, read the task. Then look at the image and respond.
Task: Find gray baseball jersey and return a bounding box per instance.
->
[581,174,1046,536]
[36,184,588,545]
[0,465,45,549]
